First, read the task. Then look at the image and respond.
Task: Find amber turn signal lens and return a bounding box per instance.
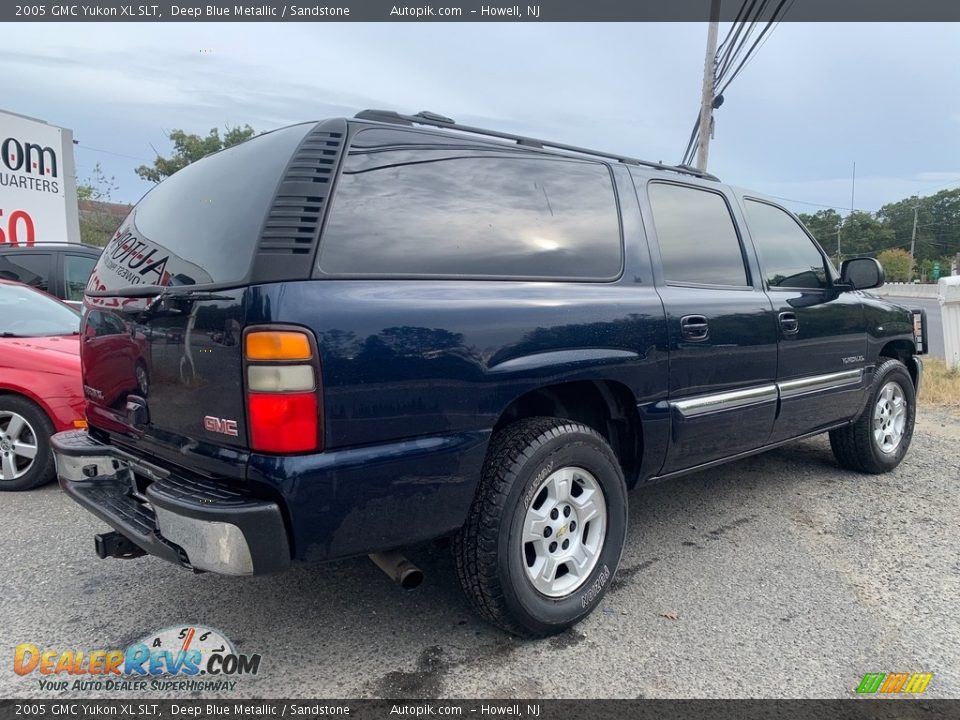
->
[73,419,88,429]
[245,331,312,361]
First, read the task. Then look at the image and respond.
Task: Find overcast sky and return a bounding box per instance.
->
[4,22,959,214]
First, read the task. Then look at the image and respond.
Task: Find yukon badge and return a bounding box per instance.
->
[204,416,239,437]
[841,355,865,365]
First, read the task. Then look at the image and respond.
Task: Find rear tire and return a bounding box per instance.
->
[0,396,56,491]
[829,358,916,474]
[454,417,627,637]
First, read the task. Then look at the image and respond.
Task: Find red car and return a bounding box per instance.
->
[0,280,86,490]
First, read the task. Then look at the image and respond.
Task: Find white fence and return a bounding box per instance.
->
[940,277,960,370]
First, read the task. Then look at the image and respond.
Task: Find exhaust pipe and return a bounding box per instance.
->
[369,551,424,590]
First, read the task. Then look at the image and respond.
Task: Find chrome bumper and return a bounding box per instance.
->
[52,430,290,575]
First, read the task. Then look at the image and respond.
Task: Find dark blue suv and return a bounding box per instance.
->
[53,111,927,637]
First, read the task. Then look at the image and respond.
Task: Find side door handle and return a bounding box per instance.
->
[779,311,799,335]
[680,314,709,342]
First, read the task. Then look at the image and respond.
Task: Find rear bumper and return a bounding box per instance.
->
[52,430,290,575]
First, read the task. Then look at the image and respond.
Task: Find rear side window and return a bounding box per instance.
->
[744,200,829,289]
[90,123,312,291]
[64,254,96,301]
[0,252,50,290]
[647,183,748,287]
[318,141,622,280]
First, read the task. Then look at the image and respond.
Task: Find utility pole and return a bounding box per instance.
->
[909,205,919,262]
[850,161,856,216]
[696,0,722,172]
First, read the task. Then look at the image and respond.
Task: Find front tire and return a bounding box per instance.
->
[0,396,56,491]
[829,358,916,474]
[454,417,627,637]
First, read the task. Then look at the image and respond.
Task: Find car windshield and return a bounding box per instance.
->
[0,283,80,337]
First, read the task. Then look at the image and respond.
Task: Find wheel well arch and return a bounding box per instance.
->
[878,340,919,387]
[493,380,643,487]
[0,388,51,417]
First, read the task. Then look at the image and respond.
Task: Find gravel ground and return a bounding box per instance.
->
[1,408,958,699]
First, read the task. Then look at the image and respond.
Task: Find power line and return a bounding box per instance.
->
[721,0,797,91]
[717,0,791,95]
[766,194,852,211]
[76,144,152,163]
[680,0,792,167]
[716,2,766,85]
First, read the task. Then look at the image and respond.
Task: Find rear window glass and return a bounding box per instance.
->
[90,124,312,291]
[318,139,622,279]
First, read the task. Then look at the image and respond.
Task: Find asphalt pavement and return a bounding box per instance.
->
[2,408,958,700]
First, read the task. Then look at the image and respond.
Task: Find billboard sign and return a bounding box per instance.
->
[0,109,81,246]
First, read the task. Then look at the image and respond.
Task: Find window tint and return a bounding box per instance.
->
[319,142,622,279]
[0,253,50,289]
[647,184,748,286]
[744,200,828,289]
[91,123,313,292]
[64,254,97,301]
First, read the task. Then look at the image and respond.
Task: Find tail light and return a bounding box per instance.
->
[244,327,322,454]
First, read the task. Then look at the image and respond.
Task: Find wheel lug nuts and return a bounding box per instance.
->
[569,521,576,531]
[550,508,559,520]
[549,541,558,553]
[544,526,552,538]
[562,539,569,550]
[563,506,571,517]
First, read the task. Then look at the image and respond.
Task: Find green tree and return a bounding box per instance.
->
[876,248,913,282]
[839,210,896,257]
[878,188,960,265]
[135,125,256,182]
[797,209,842,253]
[77,162,124,247]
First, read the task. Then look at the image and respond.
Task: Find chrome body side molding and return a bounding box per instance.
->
[671,368,865,418]
[777,368,864,399]
[673,385,778,418]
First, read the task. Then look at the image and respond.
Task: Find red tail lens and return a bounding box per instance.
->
[247,392,319,453]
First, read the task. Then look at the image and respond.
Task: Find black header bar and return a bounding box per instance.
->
[1,699,958,720]
[5,0,960,22]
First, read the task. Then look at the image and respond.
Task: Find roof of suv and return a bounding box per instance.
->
[349,109,721,183]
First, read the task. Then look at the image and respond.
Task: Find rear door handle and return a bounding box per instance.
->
[779,311,799,335]
[680,314,709,342]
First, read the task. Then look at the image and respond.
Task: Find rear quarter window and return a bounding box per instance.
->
[318,137,622,280]
[89,123,313,291]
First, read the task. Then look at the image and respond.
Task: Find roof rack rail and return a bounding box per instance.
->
[354,109,721,181]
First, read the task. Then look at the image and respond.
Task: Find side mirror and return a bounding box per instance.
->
[839,257,884,291]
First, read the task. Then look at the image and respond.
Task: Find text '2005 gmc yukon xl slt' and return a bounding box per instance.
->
[53,110,927,637]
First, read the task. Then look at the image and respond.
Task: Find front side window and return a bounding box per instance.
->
[318,140,622,280]
[647,183,749,287]
[744,200,829,290]
[0,253,50,290]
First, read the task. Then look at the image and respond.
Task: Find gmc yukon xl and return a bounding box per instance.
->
[53,110,927,637]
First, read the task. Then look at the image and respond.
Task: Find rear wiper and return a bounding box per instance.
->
[1,332,20,338]
[85,284,166,298]
[87,285,233,303]
[95,286,236,320]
